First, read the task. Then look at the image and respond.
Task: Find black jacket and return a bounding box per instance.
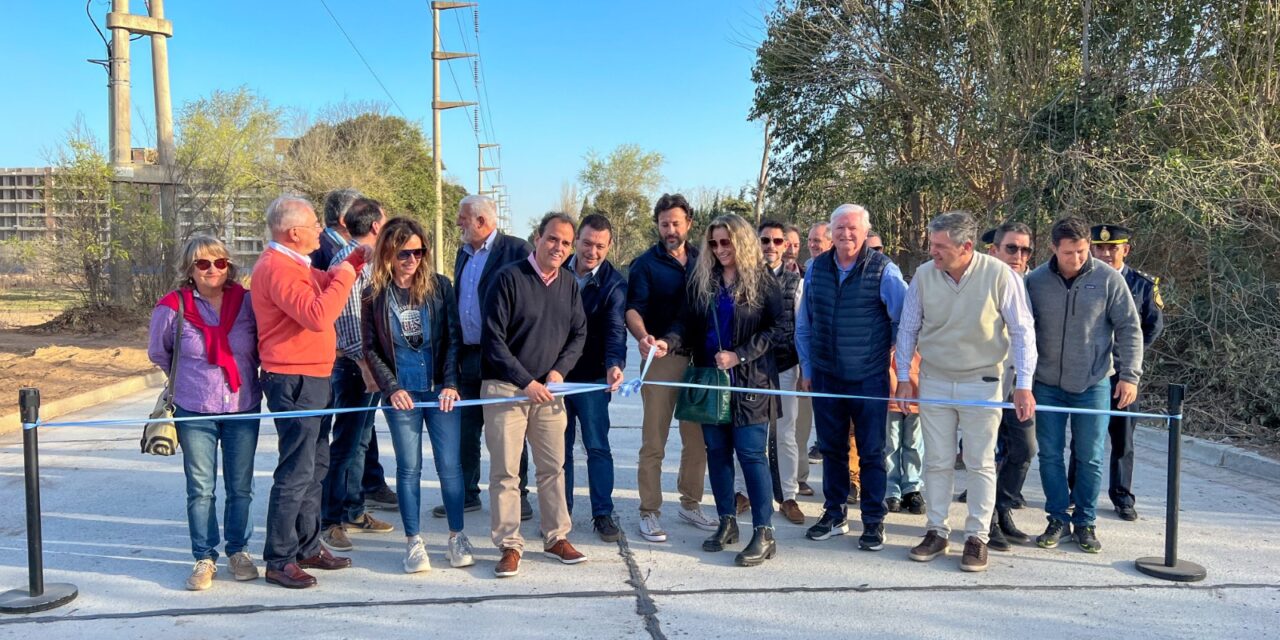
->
[768,264,802,372]
[453,231,532,306]
[663,270,783,426]
[626,242,699,344]
[565,258,628,382]
[361,274,462,396]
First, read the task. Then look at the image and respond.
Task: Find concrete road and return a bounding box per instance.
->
[0,351,1277,639]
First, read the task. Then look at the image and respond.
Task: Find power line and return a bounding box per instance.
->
[318,0,407,117]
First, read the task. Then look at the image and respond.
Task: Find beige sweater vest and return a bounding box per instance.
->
[915,252,1010,382]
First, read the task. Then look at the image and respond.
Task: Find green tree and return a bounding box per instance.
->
[578,144,665,264]
[46,123,118,308]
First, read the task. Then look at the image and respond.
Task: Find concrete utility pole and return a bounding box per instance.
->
[478,143,498,193]
[432,1,476,273]
[147,0,178,247]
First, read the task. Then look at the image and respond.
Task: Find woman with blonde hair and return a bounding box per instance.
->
[361,216,473,573]
[653,213,784,566]
[147,234,262,590]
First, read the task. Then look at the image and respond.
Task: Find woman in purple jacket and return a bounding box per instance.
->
[147,234,262,591]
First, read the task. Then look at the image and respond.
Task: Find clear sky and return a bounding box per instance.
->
[0,0,770,232]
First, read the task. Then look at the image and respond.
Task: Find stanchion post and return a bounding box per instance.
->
[0,388,79,614]
[1135,383,1207,582]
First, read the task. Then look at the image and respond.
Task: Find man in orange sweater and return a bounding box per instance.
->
[253,195,368,589]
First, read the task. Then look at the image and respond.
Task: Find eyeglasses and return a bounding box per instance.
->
[709,238,734,249]
[397,248,426,261]
[760,237,786,246]
[1003,244,1034,257]
[289,221,322,232]
[194,258,230,271]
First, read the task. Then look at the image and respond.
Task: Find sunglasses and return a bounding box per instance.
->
[397,248,426,261]
[1003,244,1034,257]
[194,258,230,271]
[708,238,734,249]
[760,237,786,246]
[868,245,884,253]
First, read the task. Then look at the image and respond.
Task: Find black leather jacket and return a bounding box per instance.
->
[361,274,461,395]
[663,270,783,426]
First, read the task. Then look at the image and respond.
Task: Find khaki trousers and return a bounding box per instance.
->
[918,374,1001,543]
[482,380,572,552]
[637,354,707,514]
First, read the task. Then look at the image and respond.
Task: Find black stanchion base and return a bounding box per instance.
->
[1135,557,1207,582]
[0,583,78,614]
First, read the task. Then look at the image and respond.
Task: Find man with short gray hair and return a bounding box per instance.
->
[253,195,369,588]
[796,203,907,552]
[895,210,1037,573]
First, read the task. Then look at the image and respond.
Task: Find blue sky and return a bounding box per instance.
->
[1,0,771,232]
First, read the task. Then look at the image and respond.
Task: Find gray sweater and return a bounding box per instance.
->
[1025,257,1143,394]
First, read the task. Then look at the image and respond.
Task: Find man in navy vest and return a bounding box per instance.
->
[795,204,908,552]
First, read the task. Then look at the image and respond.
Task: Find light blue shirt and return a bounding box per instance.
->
[458,228,498,345]
[795,255,907,380]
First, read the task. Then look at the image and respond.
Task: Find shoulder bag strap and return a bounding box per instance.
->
[165,294,185,408]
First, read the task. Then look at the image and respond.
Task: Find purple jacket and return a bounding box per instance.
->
[148,290,262,415]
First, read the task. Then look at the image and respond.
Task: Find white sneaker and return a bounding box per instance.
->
[639,512,668,542]
[404,535,431,574]
[679,505,719,531]
[447,532,475,568]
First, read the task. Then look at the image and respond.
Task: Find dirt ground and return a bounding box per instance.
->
[0,326,154,410]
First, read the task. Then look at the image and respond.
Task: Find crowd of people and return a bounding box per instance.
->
[147,189,1163,589]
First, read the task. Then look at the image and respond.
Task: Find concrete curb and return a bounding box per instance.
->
[1135,424,1280,482]
[0,371,166,436]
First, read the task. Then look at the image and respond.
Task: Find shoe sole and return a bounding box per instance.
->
[404,562,432,574]
[344,524,395,534]
[231,570,259,582]
[988,543,1013,553]
[960,561,989,572]
[639,531,668,542]
[549,554,587,565]
[734,547,777,567]
[321,538,354,552]
[266,577,315,589]
[449,555,476,568]
[495,568,519,578]
[185,581,212,591]
[908,547,949,562]
[858,538,884,551]
[805,524,849,541]
[1037,538,1060,549]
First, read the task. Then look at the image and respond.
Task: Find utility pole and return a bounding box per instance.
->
[432,1,476,273]
[477,143,498,193]
[753,116,772,225]
[147,0,178,248]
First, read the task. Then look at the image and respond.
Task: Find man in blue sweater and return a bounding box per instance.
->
[562,213,627,542]
[1025,217,1143,554]
[481,212,588,578]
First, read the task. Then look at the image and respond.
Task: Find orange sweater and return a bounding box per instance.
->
[251,248,357,376]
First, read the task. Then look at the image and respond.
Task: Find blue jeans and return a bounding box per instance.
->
[384,389,465,536]
[811,370,889,524]
[322,357,381,527]
[703,422,773,528]
[1034,379,1111,527]
[564,385,614,517]
[174,406,261,561]
[885,411,922,498]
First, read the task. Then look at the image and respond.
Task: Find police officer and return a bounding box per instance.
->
[1074,223,1163,521]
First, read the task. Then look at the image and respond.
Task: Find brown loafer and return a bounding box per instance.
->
[495,548,521,578]
[797,482,815,497]
[265,562,316,589]
[545,539,587,565]
[299,546,352,571]
[780,499,805,525]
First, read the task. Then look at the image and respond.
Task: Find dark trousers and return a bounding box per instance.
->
[564,385,615,517]
[1067,375,1137,508]
[361,431,388,495]
[994,406,1035,511]
[322,358,380,527]
[811,370,889,525]
[460,345,528,504]
[262,373,331,571]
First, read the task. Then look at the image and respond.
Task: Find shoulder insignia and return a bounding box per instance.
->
[1152,276,1164,309]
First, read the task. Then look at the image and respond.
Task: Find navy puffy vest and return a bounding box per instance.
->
[808,248,892,382]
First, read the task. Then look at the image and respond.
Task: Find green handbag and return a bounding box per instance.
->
[674,302,732,424]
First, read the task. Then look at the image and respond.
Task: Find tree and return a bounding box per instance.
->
[45,123,118,308]
[578,144,665,264]
[284,107,467,267]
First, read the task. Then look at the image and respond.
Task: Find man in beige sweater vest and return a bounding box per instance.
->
[895,211,1038,573]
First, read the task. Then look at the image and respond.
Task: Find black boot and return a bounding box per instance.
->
[997,508,1030,544]
[988,516,1012,552]
[735,526,777,566]
[702,515,739,552]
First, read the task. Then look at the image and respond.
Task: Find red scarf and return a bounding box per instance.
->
[158,283,247,392]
